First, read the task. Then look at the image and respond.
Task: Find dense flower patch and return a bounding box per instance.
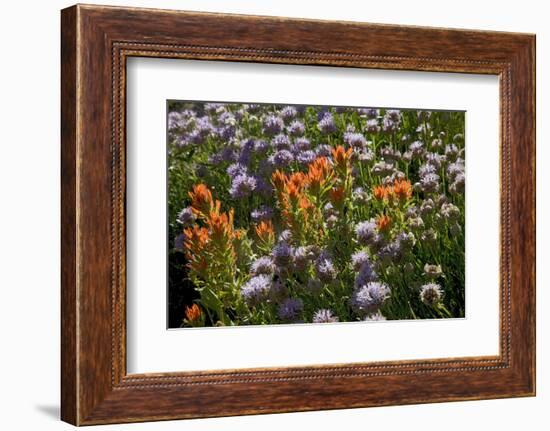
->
[167,102,465,327]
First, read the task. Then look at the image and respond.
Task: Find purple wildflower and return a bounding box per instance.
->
[177,207,196,226]
[262,114,284,136]
[312,309,339,323]
[317,112,337,134]
[280,106,298,123]
[278,298,304,321]
[251,256,275,275]
[226,162,248,178]
[229,174,256,198]
[270,150,294,168]
[420,173,440,193]
[351,281,390,315]
[288,120,305,137]
[293,137,311,152]
[272,242,293,267]
[355,221,378,245]
[272,133,291,151]
[251,205,273,222]
[296,150,317,166]
[420,283,443,306]
[174,233,185,252]
[344,132,367,149]
[365,119,380,133]
[292,246,309,271]
[315,252,337,284]
[351,250,371,271]
[354,261,378,288]
[254,139,270,154]
[241,275,272,305]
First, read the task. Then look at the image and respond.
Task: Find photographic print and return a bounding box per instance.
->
[167,102,465,328]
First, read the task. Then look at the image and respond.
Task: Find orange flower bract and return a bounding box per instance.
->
[393,179,413,200]
[189,183,214,216]
[184,303,202,322]
[377,215,392,232]
[331,145,353,172]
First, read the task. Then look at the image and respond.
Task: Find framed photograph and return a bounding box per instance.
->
[61,4,536,425]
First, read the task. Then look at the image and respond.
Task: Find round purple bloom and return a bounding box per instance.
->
[278,230,293,243]
[447,161,464,181]
[229,174,256,198]
[351,282,390,315]
[312,309,339,323]
[293,137,311,152]
[278,298,304,321]
[315,252,337,284]
[177,207,196,226]
[315,144,332,157]
[361,108,379,118]
[371,161,394,176]
[420,282,443,306]
[409,141,425,158]
[251,205,274,222]
[251,256,275,275]
[395,231,415,251]
[344,132,367,149]
[364,311,386,321]
[427,152,445,168]
[226,162,248,178]
[449,173,465,195]
[270,150,294,168]
[288,120,305,137]
[272,242,293,267]
[254,139,270,154]
[241,275,272,306]
[354,261,378,288]
[418,163,437,178]
[382,116,398,133]
[317,112,337,134]
[272,133,291,151]
[292,246,309,271]
[440,202,460,220]
[365,118,380,133]
[445,143,459,159]
[355,221,378,245]
[351,250,370,271]
[280,106,298,123]
[296,150,317,166]
[385,109,401,121]
[174,233,185,252]
[420,173,440,193]
[262,114,284,136]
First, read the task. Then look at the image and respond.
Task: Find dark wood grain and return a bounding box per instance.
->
[61,4,536,425]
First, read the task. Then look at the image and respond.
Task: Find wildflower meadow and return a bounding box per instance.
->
[167,101,465,328]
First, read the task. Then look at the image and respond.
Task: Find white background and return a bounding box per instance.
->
[127,59,499,373]
[0,0,547,430]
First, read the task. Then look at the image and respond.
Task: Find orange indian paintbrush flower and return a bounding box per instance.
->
[184,303,202,322]
[207,209,234,244]
[377,214,392,232]
[331,145,353,171]
[392,179,413,200]
[255,220,275,244]
[373,184,390,201]
[188,183,214,216]
[306,156,332,191]
[329,186,346,206]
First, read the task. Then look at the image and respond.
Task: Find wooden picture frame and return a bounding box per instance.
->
[61,4,535,425]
